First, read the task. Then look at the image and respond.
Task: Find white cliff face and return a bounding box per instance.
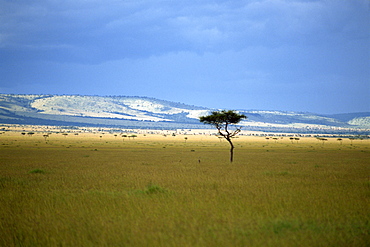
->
[121,99,172,113]
[348,117,370,128]
[30,96,170,121]
[121,98,210,119]
[27,95,209,122]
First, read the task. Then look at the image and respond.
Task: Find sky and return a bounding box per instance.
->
[0,0,369,114]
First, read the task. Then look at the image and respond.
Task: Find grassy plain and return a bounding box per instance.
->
[0,132,369,246]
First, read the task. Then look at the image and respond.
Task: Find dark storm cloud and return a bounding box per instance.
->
[0,0,369,113]
[2,0,367,63]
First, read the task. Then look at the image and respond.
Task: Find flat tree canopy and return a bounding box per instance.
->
[200,110,247,162]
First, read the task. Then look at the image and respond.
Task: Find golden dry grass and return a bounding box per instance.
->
[0,132,369,246]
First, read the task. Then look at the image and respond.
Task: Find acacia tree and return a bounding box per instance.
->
[200,110,247,162]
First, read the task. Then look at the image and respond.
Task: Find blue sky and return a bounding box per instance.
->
[1,0,369,114]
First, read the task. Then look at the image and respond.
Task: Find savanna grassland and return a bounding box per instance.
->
[0,131,369,246]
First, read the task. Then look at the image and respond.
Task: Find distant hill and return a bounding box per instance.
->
[0,94,369,134]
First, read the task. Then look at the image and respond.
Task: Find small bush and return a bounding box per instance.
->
[143,184,167,194]
[29,169,45,174]
[134,184,168,195]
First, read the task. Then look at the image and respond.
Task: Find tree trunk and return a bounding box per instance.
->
[226,138,234,163]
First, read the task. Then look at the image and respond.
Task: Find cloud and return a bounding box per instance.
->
[1,0,368,64]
